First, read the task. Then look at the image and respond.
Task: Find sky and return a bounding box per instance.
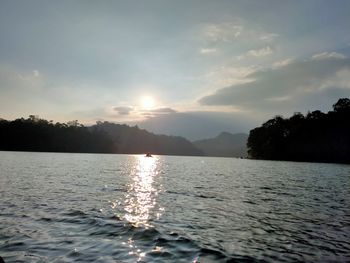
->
[1,0,350,140]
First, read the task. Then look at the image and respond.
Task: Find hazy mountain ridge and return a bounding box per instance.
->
[93,122,204,156]
[137,111,254,141]
[193,132,248,157]
[0,117,252,157]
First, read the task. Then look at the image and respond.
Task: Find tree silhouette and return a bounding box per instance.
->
[247,98,350,164]
[0,116,203,156]
[0,116,116,153]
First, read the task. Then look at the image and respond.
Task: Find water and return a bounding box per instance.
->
[0,151,349,262]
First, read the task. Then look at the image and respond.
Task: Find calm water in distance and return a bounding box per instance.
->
[0,151,349,262]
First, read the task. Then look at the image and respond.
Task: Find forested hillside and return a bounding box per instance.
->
[93,122,203,156]
[247,98,350,164]
[0,116,115,153]
[0,116,203,156]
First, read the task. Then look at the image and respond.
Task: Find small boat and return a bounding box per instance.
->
[145,152,152,157]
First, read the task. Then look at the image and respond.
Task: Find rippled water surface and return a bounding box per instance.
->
[0,151,349,262]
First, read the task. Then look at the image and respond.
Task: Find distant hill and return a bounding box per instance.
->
[193,132,248,157]
[93,122,204,156]
[137,111,255,141]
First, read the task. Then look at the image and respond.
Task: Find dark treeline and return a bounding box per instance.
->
[0,115,203,156]
[0,115,116,153]
[247,98,350,164]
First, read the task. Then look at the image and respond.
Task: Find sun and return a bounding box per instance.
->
[141,96,155,109]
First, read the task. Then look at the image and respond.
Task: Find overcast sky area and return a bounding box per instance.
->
[1,0,350,140]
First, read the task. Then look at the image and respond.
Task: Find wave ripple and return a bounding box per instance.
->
[1,152,349,262]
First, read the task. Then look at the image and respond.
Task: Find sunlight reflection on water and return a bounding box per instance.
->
[1,152,350,262]
[123,155,163,228]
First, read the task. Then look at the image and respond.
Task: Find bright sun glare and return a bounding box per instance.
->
[141,96,155,109]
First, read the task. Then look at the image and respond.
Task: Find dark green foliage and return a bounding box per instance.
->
[247,98,350,164]
[0,117,116,153]
[0,116,203,156]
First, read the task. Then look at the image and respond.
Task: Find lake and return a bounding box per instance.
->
[0,151,349,262]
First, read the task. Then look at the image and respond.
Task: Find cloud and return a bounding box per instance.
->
[112,106,134,115]
[273,58,295,68]
[199,54,350,114]
[202,65,257,88]
[200,48,217,54]
[201,23,243,43]
[140,107,177,118]
[242,46,273,58]
[259,33,279,41]
[312,52,346,60]
[148,107,177,114]
[237,46,274,60]
[33,70,40,77]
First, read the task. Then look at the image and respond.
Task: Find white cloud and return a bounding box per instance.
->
[312,51,346,60]
[33,70,40,77]
[237,46,274,60]
[200,48,217,54]
[201,23,243,43]
[246,46,273,57]
[202,65,257,88]
[273,58,295,68]
[260,33,279,41]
